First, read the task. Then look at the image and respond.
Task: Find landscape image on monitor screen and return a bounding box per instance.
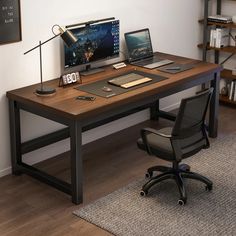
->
[64,20,120,68]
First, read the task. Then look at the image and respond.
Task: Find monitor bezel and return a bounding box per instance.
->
[62,19,120,72]
[124,28,154,62]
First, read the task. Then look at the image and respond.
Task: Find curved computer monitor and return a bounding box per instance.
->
[64,19,120,75]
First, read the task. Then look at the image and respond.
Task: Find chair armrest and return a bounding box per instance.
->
[140,127,172,155]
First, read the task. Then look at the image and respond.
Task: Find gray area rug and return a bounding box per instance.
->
[74,134,236,236]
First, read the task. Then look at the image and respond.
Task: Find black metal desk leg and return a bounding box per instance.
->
[70,121,83,204]
[150,100,160,120]
[8,100,22,175]
[209,71,220,138]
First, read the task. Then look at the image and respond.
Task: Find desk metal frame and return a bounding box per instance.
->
[7,62,220,204]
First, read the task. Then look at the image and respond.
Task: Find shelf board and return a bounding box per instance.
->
[221,69,236,81]
[219,94,236,105]
[199,19,236,28]
[198,44,236,53]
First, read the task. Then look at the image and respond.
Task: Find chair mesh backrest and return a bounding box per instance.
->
[172,88,213,138]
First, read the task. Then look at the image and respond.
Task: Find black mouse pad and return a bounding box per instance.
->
[157,63,195,74]
[75,70,168,98]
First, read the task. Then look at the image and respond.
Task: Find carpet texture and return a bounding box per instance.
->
[74,134,236,236]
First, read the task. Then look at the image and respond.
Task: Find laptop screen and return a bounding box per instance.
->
[124,28,153,62]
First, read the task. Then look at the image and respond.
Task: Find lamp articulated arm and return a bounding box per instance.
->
[24,34,59,55]
[24,25,77,55]
[23,25,78,95]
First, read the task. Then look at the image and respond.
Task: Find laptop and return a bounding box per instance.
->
[124,28,173,69]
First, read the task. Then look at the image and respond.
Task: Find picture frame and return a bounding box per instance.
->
[0,0,22,45]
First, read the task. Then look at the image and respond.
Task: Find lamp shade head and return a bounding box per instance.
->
[60,29,78,47]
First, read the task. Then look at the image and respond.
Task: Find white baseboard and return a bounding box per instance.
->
[1,102,180,178]
[0,167,11,178]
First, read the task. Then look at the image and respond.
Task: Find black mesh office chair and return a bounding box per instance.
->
[137,88,213,205]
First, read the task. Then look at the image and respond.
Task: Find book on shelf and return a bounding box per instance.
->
[208,15,232,23]
[234,85,236,102]
[219,78,227,95]
[229,80,236,101]
[209,28,229,48]
[210,29,216,47]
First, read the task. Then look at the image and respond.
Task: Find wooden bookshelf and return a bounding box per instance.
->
[219,94,236,105]
[198,19,236,28]
[197,44,236,54]
[199,0,236,107]
[221,69,236,81]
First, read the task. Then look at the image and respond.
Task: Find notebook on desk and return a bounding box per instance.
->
[124,28,174,69]
[157,63,195,74]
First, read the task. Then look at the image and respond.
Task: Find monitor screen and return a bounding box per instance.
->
[124,28,153,61]
[64,20,120,69]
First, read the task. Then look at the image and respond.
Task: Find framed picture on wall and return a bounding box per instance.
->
[0,0,21,45]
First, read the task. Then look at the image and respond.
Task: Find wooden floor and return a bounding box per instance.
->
[0,105,236,236]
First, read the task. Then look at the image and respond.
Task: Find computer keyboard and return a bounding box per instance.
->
[121,77,152,88]
[108,73,152,88]
[108,73,142,85]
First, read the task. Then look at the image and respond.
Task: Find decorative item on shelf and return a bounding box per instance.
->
[232,68,236,75]
[220,78,227,95]
[24,25,78,96]
[221,86,228,96]
[59,71,81,87]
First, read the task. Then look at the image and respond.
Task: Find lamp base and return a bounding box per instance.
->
[35,86,56,95]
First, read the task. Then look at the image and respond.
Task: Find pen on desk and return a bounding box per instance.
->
[166,67,181,70]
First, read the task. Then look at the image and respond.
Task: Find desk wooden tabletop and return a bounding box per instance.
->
[6,53,222,121]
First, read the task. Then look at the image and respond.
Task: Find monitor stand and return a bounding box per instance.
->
[80,65,105,76]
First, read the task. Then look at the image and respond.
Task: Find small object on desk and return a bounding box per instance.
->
[105,93,116,98]
[59,71,81,87]
[76,95,96,101]
[166,66,181,70]
[113,62,127,69]
[102,86,112,92]
[157,63,194,74]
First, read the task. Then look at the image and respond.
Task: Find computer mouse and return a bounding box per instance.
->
[102,86,112,92]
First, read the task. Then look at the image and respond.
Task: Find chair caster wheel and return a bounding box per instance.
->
[205,185,213,191]
[140,190,148,197]
[178,199,186,206]
[179,164,190,172]
[145,171,153,179]
[185,167,190,172]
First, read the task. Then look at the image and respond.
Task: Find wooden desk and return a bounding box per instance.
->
[6,53,222,204]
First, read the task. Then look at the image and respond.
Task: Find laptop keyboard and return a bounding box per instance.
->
[132,57,174,69]
[145,59,174,69]
[135,57,160,65]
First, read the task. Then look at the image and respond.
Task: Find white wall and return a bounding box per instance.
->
[0,0,227,176]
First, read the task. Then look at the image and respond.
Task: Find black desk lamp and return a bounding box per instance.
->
[24,25,78,95]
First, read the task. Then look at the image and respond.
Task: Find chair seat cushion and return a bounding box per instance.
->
[137,127,174,161]
[137,127,207,161]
